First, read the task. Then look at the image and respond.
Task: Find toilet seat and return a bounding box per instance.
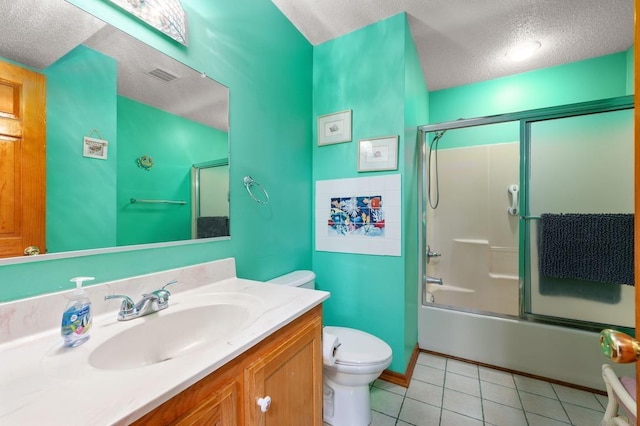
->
[324,326,392,367]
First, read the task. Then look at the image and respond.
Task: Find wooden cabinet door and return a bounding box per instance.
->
[172,380,238,426]
[132,378,240,426]
[245,313,323,426]
[0,60,46,258]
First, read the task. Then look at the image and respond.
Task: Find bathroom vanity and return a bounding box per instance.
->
[134,305,322,425]
[0,258,329,425]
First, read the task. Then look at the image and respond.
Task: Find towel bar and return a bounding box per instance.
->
[130,198,186,205]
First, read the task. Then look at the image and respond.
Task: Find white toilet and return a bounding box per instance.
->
[268,270,393,426]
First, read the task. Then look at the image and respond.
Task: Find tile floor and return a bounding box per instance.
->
[366,352,609,426]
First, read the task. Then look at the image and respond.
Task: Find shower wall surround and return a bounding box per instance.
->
[426,142,520,315]
[315,174,401,256]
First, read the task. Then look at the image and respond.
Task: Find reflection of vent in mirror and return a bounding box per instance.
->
[147,67,179,82]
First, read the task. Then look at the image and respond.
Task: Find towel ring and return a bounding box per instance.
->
[243,176,270,204]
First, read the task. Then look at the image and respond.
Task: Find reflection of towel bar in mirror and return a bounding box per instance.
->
[130,198,186,205]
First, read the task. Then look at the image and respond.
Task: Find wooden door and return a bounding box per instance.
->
[635,0,640,394]
[245,313,323,426]
[0,60,45,258]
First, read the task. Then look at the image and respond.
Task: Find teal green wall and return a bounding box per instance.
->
[402,21,428,371]
[429,51,631,150]
[430,52,629,126]
[312,14,426,373]
[116,96,227,246]
[45,45,118,253]
[0,0,312,301]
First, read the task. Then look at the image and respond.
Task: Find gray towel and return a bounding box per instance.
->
[197,216,229,238]
[538,213,634,286]
[538,276,621,303]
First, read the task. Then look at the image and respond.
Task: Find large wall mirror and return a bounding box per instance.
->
[0,0,230,262]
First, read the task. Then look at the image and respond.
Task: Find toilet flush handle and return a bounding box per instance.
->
[257,396,271,413]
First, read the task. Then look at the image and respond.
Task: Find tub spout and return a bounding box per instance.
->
[425,275,443,286]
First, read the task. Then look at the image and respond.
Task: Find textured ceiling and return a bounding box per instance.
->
[270,0,635,90]
[0,0,632,127]
[0,0,228,131]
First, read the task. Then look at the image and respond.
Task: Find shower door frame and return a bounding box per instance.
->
[418,94,634,333]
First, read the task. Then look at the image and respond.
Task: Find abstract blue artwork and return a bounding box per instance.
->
[328,195,384,237]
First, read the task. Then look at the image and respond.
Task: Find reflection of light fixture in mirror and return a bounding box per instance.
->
[506,40,541,62]
[107,0,188,45]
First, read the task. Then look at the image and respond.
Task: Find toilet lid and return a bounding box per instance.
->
[324,326,392,366]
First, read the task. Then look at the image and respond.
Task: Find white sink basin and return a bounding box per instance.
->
[89,303,254,370]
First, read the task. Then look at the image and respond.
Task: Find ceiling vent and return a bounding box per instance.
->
[147,67,179,82]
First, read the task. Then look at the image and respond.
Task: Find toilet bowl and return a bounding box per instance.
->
[322,326,392,426]
[268,270,393,426]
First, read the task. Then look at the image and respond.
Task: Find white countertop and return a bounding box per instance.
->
[0,276,329,425]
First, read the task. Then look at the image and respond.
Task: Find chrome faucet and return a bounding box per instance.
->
[105,280,177,321]
[424,275,443,286]
[426,245,441,264]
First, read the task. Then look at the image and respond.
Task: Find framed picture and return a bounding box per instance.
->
[357,135,398,172]
[317,109,352,146]
[83,136,108,160]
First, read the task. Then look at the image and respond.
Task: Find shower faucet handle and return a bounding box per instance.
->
[426,245,441,263]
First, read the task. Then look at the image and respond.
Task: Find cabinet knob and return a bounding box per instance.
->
[257,396,271,413]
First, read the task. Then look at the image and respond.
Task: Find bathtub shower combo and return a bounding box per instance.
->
[417,96,635,388]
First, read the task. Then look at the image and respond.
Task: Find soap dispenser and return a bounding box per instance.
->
[61,276,95,347]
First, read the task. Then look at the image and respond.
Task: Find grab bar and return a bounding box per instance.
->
[130,198,186,205]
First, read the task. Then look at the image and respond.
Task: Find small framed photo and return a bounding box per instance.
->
[83,136,108,160]
[357,135,398,172]
[317,109,352,146]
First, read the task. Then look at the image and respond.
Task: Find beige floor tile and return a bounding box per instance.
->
[370,410,398,426]
[407,378,443,407]
[445,371,481,397]
[373,378,407,396]
[483,399,527,426]
[417,352,446,370]
[481,380,522,409]
[525,412,572,425]
[479,366,516,388]
[520,392,570,423]
[441,409,485,425]
[552,383,604,411]
[370,387,404,418]
[443,388,483,420]
[399,398,441,426]
[563,402,607,426]
[514,375,556,398]
[413,363,446,386]
[447,359,479,379]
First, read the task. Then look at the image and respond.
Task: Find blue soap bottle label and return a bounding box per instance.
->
[61,276,94,347]
[61,304,91,337]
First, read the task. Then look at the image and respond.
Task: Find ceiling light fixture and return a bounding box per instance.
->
[107,0,188,46]
[506,40,541,62]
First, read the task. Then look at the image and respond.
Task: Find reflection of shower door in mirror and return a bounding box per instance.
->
[0,60,45,258]
[191,162,230,239]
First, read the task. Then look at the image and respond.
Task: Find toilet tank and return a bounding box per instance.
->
[268,270,315,289]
